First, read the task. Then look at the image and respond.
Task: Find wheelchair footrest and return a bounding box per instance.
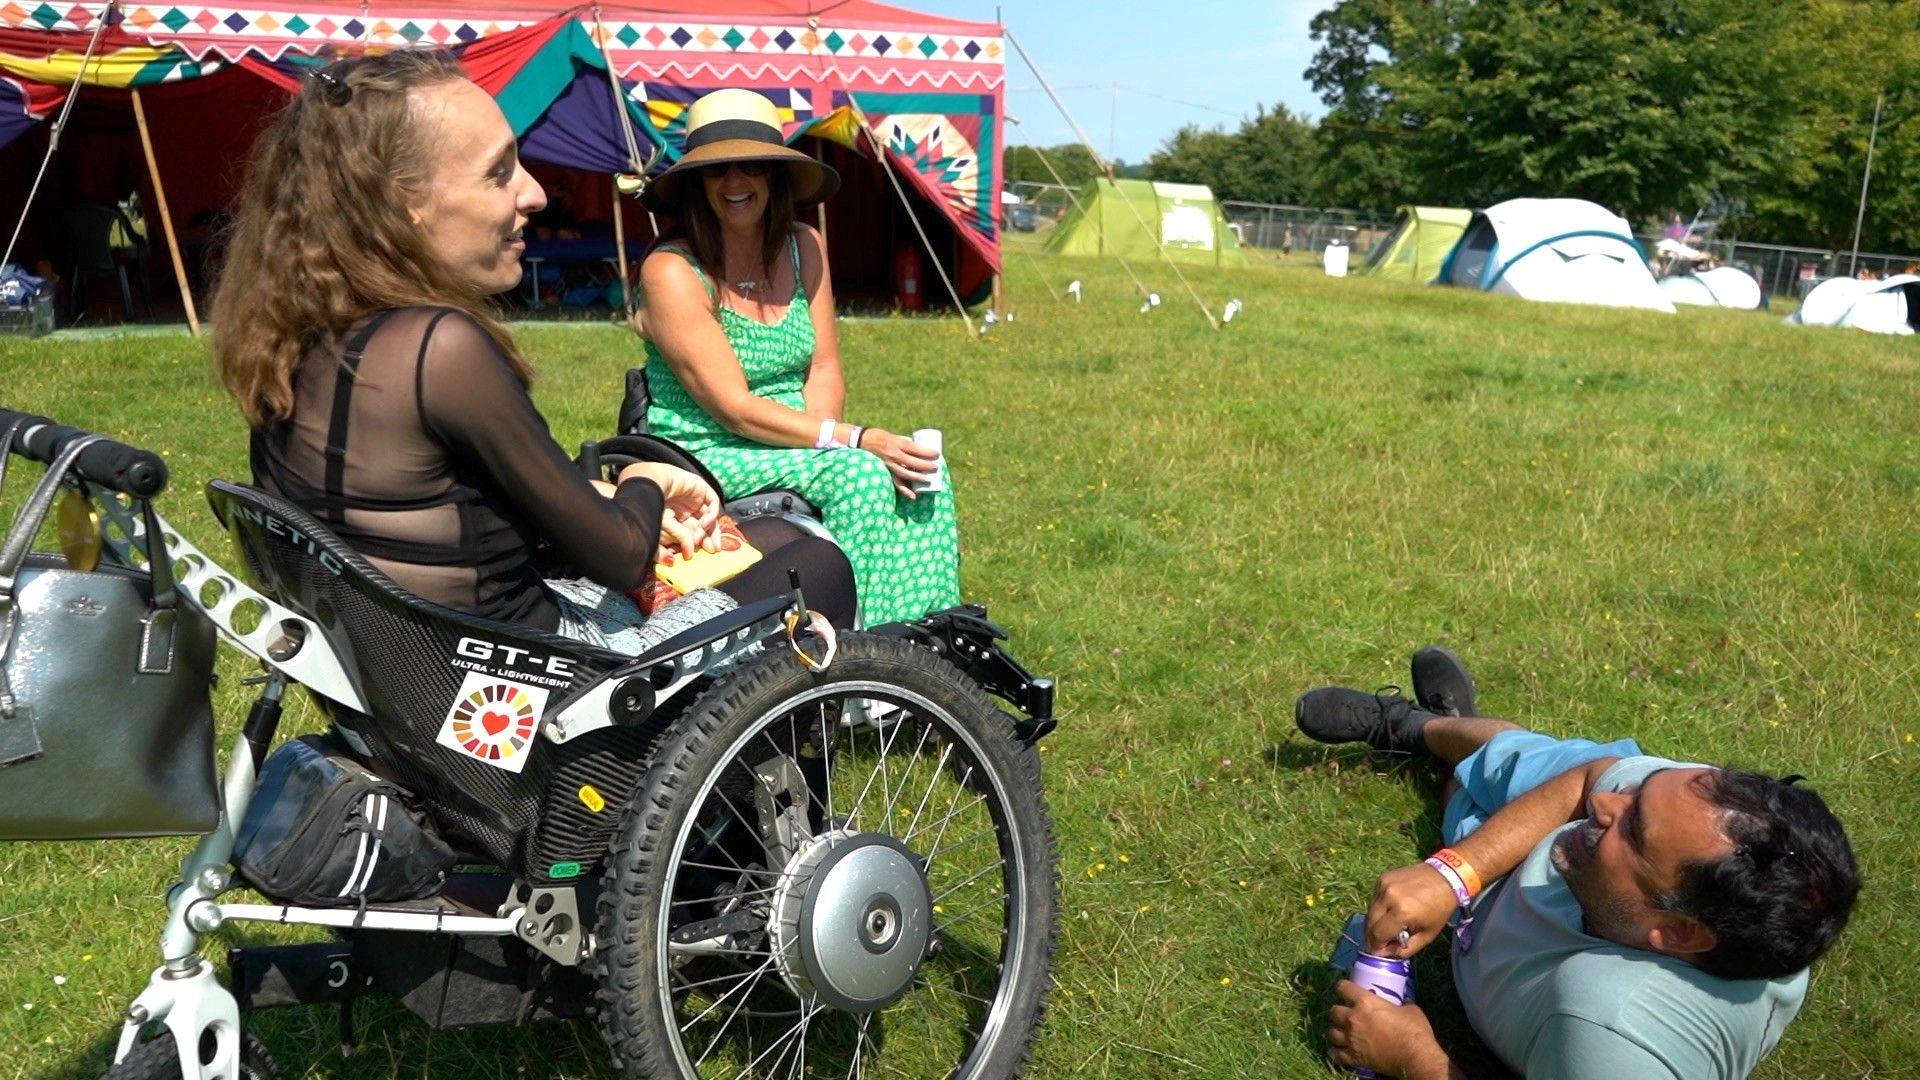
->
[874,604,1057,743]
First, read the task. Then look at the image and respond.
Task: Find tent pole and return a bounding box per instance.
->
[0,5,111,278]
[1019,247,1061,301]
[836,90,977,338]
[130,88,200,337]
[610,179,631,316]
[810,24,975,338]
[1006,30,1219,329]
[1018,126,1150,299]
[816,199,830,266]
[1848,92,1883,277]
[858,120,976,338]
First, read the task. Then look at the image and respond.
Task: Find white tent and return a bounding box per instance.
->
[1442,198,1674,312]
[1660,266,1765,310]
[1788,274,1920,334]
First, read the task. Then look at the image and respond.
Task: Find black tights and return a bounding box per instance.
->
[715,517,858,629]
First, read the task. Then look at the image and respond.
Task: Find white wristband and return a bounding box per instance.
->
[815,418,843,449]
[1424,856,1471,908]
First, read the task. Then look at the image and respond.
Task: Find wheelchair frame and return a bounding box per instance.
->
[88,482,1055,1078]
[96,495,798,1077]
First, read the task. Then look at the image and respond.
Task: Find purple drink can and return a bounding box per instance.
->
[1348,952,1415,1078]
[1350,952,1415,1006]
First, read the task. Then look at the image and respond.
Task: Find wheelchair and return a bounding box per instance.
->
[0,410,1059,1079]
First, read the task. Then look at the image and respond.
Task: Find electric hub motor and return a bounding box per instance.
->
[768,830,933,1012]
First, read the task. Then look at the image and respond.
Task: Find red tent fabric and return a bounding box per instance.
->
[0,1,1004,313]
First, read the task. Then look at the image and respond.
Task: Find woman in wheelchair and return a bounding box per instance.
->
[208,51,853,651]
[634,89,961,626]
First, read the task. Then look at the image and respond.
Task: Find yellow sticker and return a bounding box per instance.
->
[56,489,102,572]
[577,784,606,813]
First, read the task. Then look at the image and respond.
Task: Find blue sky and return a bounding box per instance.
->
[910,1,1332,164]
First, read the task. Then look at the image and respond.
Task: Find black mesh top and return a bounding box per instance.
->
[250,306,664,631]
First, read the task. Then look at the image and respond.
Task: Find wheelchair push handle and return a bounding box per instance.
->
[0,408,169,498]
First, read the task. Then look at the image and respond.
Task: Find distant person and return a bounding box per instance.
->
[1281,225,1295,256]
[210,52,855,653]
[1298,649,1859,1079]
[635,88,958,625]
[1662,213,1688,241]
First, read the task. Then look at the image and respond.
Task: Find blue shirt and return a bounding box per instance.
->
[1451,755,1806,1078]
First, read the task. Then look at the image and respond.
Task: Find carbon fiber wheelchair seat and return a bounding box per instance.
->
[206,480,784,885]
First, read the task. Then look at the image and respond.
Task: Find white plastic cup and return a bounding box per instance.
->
[911,428,947,493]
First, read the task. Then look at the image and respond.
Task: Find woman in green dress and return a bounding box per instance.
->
[636,89,959,626]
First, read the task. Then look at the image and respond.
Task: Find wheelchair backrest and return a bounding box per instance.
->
[206,480,664,883]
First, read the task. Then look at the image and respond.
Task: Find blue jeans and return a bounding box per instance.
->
[1441,731,1642,845]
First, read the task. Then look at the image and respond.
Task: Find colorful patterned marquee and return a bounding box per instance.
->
[0,0,1007,267]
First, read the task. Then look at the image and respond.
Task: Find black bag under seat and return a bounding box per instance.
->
[234,733,457,907]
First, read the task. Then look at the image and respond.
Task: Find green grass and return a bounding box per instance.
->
[4,251,1919,1078]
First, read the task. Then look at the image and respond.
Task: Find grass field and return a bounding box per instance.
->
[3,250,1919,1078]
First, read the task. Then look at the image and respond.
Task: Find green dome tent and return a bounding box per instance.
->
[1362,206,1472,283]
[1045,178,1245,267]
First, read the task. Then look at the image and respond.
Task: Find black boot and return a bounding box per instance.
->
[1411,646,1476,717]
[1293,687,1435,757]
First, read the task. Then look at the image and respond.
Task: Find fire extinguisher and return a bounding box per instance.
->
[893,245,924,310]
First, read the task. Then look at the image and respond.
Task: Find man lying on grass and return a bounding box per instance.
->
[1296,649,1859,1079]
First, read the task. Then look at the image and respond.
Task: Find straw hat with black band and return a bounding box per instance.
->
[641,88,839,213]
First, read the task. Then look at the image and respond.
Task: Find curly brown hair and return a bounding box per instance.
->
[211,50,529,428]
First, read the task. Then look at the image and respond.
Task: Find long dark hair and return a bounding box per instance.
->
[660,165,795,286]
[212,50,529,428]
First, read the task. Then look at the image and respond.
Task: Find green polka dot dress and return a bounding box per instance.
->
[643,236,960,626]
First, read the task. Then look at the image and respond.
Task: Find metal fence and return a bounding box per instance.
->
[1637,237,1920,301]
[1012,187,1920,302]
[1219,201,1398,259]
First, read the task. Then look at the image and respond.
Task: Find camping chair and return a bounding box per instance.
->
[50,199,150,324]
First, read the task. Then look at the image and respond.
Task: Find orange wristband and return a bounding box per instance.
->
[1430,847,1483,898]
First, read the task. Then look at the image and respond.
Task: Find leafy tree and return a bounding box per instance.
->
[1304,0,1421,210]
[1004,143,1103,189]
[1304,0,1796,224]
[1144,105,1318,204]
[1144,124,1238,193]
[1743,0,1920,251]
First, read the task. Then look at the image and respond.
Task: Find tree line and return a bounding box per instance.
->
[1009,0,1920,252]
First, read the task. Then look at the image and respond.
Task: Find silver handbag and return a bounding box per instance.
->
[0,422,220,839]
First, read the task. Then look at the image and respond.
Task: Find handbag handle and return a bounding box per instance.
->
[0,415,28,497]
[0,433,104,601]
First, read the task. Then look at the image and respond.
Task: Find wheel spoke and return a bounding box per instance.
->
[680,955,775,1037]
[819,700,837,824]
[919,824,996,875]
[936,892,1011,932]
[650,680,1045,1078]
[674,859,802,880]
[672,881,782,907]
[903,741,955,841]
[919,769,982,867]
[737,998,824,1077]
[932,858,1007,905]
[878,720,935,829]
[672,964,769,995]
[847,698,910,829]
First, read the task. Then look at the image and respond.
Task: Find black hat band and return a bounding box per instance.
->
[684,117,784,150]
